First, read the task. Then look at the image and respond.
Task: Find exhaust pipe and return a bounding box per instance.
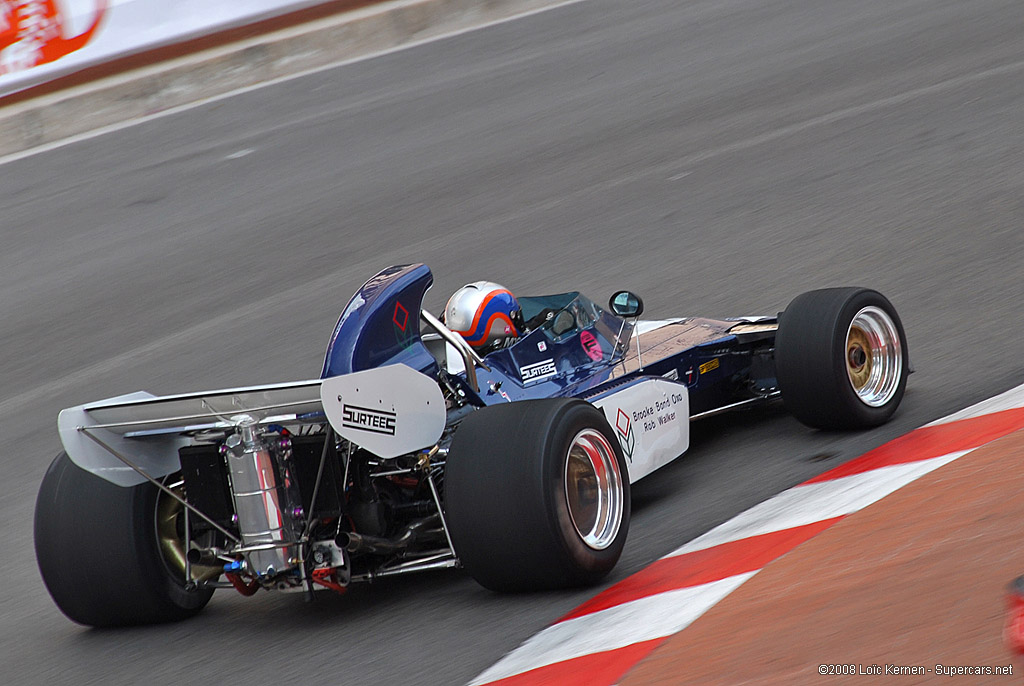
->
[337,514,440,554]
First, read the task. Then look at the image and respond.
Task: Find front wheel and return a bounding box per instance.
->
[34,452,214,627]
[444,399,630,591]
[775,287,909,429]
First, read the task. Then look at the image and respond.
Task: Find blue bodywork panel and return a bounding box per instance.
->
[471,306,628,405]
[321,264,439,379]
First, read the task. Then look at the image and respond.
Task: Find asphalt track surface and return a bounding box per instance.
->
[1,0,1022,684]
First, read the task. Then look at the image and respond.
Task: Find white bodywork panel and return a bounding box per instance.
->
[320,365,446,459]
[58,380,324,487]
[59,392,189,487]
[592,378,690,484]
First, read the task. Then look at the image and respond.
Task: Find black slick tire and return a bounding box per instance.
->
[775,287,909,430]
[34,452,213,627]
[444,398,630,591]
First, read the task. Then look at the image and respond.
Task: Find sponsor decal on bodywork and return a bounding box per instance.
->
[699,357,720,374]
[628,392,685,432]
[392,301,408,332]
[614,408,635,462]
[580,330,602,362]
[320,365,445,460]
[520,358,557,383]
[684,365,697,386]
[392,300,419,350]
[341,403,396,436]
[593,378,689,483]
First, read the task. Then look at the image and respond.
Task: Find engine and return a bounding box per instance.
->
[176,414,455,595]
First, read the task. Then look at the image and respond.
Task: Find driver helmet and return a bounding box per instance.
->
[445,281,521,352]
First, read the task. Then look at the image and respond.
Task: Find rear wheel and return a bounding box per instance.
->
[775,287,908,429]
[445,399,630,591]
[34,452,214,627]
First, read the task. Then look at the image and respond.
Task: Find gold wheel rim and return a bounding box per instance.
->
[155,480,221,583]
[846,326,872,390]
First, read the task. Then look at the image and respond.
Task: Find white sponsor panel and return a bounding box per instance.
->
[0,0,327,96]
[320,364,446,459]
[592,377,689,483]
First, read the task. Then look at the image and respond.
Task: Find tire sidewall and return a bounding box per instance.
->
[34,453,212,626]
[776,287,909,430]
[444,398,631,591]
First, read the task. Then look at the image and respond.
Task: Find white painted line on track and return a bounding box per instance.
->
[468,572,756,685]
[925,382,1024,426]
[660,57,1024,174]
[4,11,1024,177]
[669,451,969,556]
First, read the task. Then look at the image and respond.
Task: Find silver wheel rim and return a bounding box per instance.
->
[845,306,903,407]
[564,429,623,550]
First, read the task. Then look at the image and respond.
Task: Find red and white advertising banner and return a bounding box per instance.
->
[0,0,328,97]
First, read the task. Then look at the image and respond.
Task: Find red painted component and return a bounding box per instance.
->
[559,517,843,622]
[226,572,260,596]
[387,475,420,488]
[311,568,347,595]
[804,407,1024,484]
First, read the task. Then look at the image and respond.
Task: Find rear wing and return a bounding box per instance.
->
[58,380,325,487]
[57,364,447,487]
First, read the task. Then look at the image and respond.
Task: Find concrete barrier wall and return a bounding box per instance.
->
[0,0,329,97]
[0,0,562,157]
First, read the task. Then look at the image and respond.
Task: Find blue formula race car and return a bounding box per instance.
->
[35,263,909,626]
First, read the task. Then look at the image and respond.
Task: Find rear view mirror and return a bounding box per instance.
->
[608,291,644,318]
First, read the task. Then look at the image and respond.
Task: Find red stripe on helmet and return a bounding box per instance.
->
[452,289,518,344]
